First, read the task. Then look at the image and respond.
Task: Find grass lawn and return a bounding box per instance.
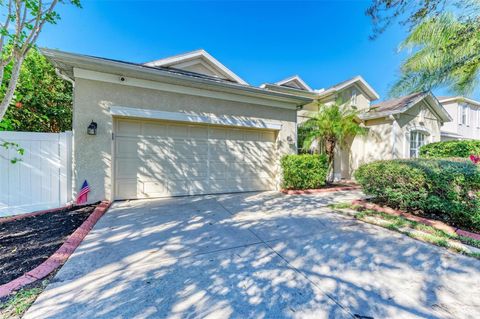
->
[329,202,480,259]
[0,280,48,319]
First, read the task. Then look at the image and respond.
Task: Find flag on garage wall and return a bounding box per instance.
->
[76,180,90,205]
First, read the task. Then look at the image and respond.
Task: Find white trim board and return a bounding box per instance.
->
[73,68,298,110]
[144,49,248,85]
[110,106,282,130]
[275,75,313,92]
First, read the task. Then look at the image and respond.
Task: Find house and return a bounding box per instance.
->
[42,49,311,202]
[263,77,452,179]
[43,48,453,202]
[437,96,480,141]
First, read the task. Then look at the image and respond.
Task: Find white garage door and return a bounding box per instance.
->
[114,119,277,199]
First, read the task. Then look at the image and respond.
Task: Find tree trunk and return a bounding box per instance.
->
[0,55,24,120]
[325,138,336,184]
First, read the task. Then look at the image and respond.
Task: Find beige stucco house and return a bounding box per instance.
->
[43,49,311,202]
[437,96,480,141]
[263,76,452,179]
[43,48,452,202]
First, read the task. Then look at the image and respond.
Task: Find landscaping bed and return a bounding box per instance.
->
[0,203,98,286]
[282,182,360,194]
[354,159,480,233]
[330,202,480,259]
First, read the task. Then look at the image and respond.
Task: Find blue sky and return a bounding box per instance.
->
[37,0,436,101]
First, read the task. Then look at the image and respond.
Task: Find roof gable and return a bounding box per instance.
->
[275,75,313,92]
[361,91,452,123]
[144,49,247,85]
[319,76,380,101]
[437,96,480,107]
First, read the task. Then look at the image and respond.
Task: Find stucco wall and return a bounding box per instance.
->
[394,101,442,158]
[344,101,443,179]
[441,100,459,135]
[297,86,372,124]
[348,118,393,177]
[73,77,298,202]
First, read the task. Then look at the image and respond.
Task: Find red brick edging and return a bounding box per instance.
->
[352,199,480,241]
[0,205,74,224]
[0,201,111,299]
[282,185,360,195]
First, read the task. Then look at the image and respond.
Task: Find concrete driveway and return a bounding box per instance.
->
[24,191,480,319]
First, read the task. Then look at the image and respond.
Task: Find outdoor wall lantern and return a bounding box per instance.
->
[87,121,98,135]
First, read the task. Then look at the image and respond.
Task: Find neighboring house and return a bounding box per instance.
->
[437,96,480,141]
[42,49,310,202]
[263,77,452,180]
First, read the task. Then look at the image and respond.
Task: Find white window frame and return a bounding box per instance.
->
[477,108,480,128]
[409,130,427,158]
[460,104,468,125]
[351,88,358,107]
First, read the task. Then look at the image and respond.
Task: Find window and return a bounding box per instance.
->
[351,88,358,106]
[410,131,426,158]
[460,104,468,125]
[477,109,480,128]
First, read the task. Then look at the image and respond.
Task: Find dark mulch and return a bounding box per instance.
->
[0,203,98,285]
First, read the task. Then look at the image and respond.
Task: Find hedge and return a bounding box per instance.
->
[281,154,328,190]
[354,159,480,231]
[420,140,480,158]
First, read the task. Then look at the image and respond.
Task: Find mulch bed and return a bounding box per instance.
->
[0,204,98,285]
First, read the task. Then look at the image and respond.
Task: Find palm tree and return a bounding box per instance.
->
[391,13,480,96]
[300,100,366,183]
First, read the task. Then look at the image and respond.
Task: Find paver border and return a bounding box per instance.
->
[0,201,111,299]
[282,185,360,195]
[352,199,480,241]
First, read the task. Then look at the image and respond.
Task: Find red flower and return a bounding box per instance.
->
[469,155,480,164]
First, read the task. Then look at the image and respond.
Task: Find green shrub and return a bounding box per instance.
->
[420,140,480,158]
[281,154,328,190]
[354,159,480,231]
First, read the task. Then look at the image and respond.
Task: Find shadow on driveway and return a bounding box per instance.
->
[24,191,480,318]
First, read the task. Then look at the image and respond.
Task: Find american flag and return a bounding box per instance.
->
[76,180,90,204]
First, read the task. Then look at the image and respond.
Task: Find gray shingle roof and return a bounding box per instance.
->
[368,92,427,114]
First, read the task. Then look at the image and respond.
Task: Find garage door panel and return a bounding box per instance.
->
[115,180,138,199]
[116,138,140,158]
[261,131,276,142]
[168,180,190,195]
[189,126,208,139]
[116,158,140,179]
[210,128,228,139]
[184,162,208,178]
[167,124,189,138]
[189,180,210,194]
[141,181,168,197]
[142,139,173,156]
[117,120,142,136]
[114,119,277,199]
[143,123,168,137]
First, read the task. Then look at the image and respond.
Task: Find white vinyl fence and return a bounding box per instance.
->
[0,131,72,217]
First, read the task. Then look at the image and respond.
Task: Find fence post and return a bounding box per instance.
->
[59,131,73,205]
[66,131,73,203]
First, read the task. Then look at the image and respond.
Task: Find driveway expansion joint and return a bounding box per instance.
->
[215,198,357,319]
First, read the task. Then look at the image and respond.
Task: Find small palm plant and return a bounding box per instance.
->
[300,100,367,183]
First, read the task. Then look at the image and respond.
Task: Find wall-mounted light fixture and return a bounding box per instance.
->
[87,121,97,135]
